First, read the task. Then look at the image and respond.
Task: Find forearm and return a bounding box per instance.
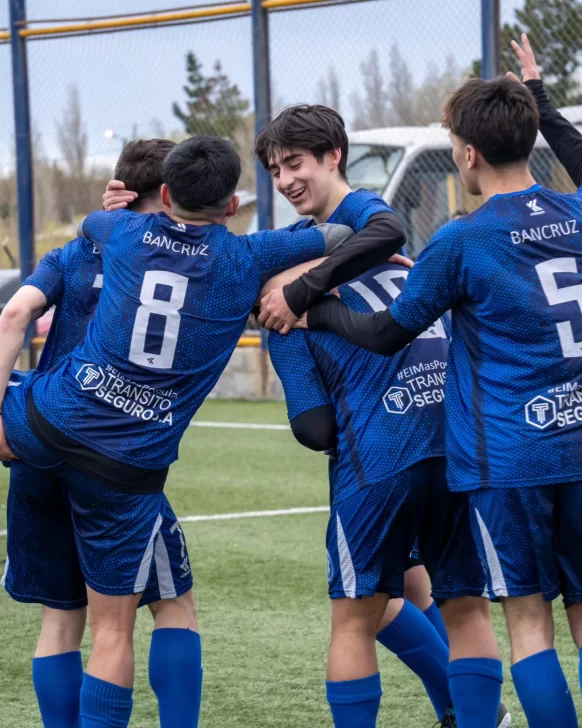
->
[526,79,582,187]
[283,212,405,316]
[260,257,327,298]
[307,296,417,356]
[0,308,31,409]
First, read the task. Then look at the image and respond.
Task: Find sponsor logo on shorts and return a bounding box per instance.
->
[327,550,334,582]
[171,521,191,578]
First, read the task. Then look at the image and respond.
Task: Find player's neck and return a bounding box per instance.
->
[479,167,537,203]
[169,211,217,227]
[313,181,352,223]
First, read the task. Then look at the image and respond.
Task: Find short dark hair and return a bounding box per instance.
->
[115,139,176,211]
[163,136,241,216]
[255,104,349,179]
[442,77,539,166]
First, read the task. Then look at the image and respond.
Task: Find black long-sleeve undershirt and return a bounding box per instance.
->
[306,295,418,357]
[289,404,338,452]
[526,79,582,188]
[283,212,406,317]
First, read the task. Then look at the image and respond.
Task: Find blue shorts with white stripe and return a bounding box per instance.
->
[3,459,193,608]
[326,462,429,600]
[1,371,193,608]
[468,484,582,606]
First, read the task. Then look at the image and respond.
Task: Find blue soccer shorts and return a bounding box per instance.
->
[326,461,430,600]
[1,372,193,607]
[468,484,582,606]
[419,458,488,604]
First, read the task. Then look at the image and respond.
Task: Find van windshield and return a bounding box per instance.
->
[347,144,405,194]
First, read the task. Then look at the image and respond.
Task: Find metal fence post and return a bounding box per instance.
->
[9,0,35,353]
[252,0,274,230]
[481,0,500,79]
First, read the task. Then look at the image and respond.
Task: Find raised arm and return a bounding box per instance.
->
[509,33,582,187]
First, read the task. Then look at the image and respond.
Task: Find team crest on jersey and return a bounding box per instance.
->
[382,386,413,415]
[76,364,106,391]
[524,395,557,429]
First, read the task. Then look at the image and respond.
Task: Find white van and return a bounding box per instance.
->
[250,116,581,258]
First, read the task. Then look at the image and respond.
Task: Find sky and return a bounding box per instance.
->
[0,0,525,173]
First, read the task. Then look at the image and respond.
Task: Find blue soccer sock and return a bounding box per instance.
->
[449,658,502,728]
[377,599,451,719]
[32,650,84,728]
[424,601,449,648]
[80,674,133,728]
[149,628,203,728]
[511,649,577,727]
[326,673,382,728]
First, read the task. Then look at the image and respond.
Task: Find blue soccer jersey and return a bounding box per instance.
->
[30,210,335,469]
[285,188,395,232]
[270,189,448,502]
[390,183,582,491]
[23,238,103,372]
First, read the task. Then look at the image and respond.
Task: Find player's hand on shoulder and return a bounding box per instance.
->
[0,417,18,461]
[508,33,541,84]
[388,253,414,269]
[258,288,298,334]
[103,180,137,211]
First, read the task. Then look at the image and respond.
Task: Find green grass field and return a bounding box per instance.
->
[0,400,580,727]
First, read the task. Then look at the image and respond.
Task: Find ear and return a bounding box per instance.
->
[225,195,240,218]
[466,144,478,170]
[160,183,171,209]
[327,148,342,172]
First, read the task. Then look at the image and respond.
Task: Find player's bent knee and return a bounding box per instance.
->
[331,593,390,636]
[403,565,433,611]
[502,594,554,659]
[441,595,490,624]
[149,589,198,631]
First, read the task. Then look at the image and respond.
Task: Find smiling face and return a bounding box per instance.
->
[267,147,342,218]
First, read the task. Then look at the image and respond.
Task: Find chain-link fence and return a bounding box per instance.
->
[1,0,582,272]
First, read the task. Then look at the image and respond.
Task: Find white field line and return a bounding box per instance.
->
[0,421,301,538]
[189,420,289,431]
[0,505,329,538]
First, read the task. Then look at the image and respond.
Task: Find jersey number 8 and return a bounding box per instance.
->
[129,270,188,369]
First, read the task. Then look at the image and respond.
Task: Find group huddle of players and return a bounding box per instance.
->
[1,33,582,728]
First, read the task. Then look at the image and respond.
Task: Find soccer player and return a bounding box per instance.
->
[0,135,401,728]
[255,105,510,728]
[2,139,205,728]
[296,77,582,728]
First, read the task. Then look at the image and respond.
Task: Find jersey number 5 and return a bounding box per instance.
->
[536,257,582,358]
[129,270,188,369]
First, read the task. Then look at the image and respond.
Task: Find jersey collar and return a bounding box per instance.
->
[489,183,542,202]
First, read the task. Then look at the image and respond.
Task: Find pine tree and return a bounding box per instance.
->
[173,53,250,140]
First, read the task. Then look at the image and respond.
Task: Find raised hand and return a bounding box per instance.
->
[508,33,541,84]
